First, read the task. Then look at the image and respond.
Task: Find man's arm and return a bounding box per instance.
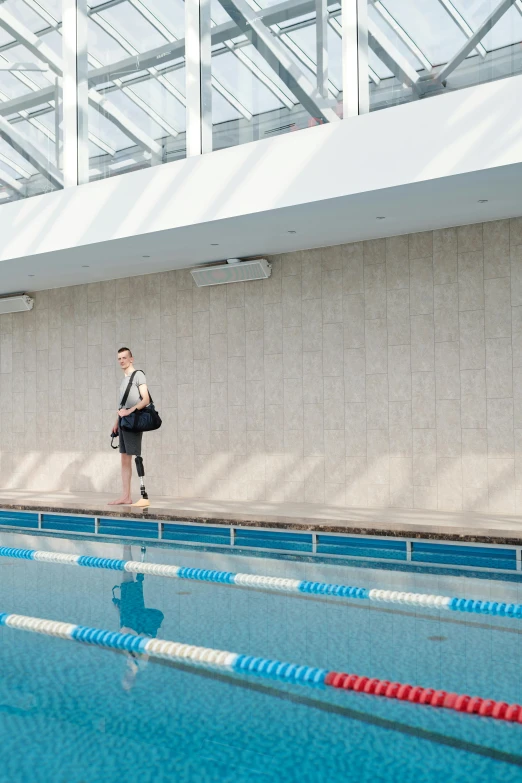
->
[118,383,150,417]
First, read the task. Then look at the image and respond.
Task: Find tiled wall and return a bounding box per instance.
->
[1,217,522,512]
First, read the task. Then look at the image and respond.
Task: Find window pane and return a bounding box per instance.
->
[367,0,522,112]
[209,0,343,151]
[86,0,186,182]
[0,1,62,204]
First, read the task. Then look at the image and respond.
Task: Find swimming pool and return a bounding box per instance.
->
[0,529,521,782]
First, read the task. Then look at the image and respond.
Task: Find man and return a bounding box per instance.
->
[109,347,150,505]
[112,545,164,690]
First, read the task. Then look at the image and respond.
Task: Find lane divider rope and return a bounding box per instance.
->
[0,610,521,723]
[1,546,521,619]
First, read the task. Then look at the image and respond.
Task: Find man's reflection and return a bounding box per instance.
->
[112,545,164,691]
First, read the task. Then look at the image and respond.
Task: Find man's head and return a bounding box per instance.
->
[117,347,133,371]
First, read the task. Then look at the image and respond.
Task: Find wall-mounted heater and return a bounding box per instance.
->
[0,294,34,314]
[190,258,271,287]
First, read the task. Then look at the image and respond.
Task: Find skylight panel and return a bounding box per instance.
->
[368,3,425,73]
[0,142,36,177]
[481,5,522,50]
[0,44,53,89]
[11,115,55,152]
[130,78,186,128]
[1,0,49,34]
[211,0,234,26]
[87,104,139,151]
[368,47,394,79]
[286,25,343,91]
[0,28,15,47]
[0,70,35,100]
[96,88,165,140]
[100,3,167,52]
[87,18,129,66]
[38,29,62,58]
[142,0,186,39]
[212,50,284,114]
[383,0,467,65]
[37,0,62,23]
[212,87,243,124]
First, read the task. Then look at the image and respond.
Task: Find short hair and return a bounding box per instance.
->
[117,347,132,357]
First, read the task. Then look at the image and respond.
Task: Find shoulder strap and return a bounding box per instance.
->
[120,370,138,407]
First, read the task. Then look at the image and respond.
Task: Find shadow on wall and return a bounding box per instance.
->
[0,206,522,515]
[0,444,517,516]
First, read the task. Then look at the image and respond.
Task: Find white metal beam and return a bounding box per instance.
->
[436,0,487,58]
[217,0,339,123]
[372,1,432,72]
[0,167,25,196]
[343,0,368,117]
[100,0,253,123]
[316,0,328,97]
[93,0,344,86]
[0,5,161,158]
[0,0,365,121]
[434,0,517,84]
[186,0,212,155]
[368,16,420,91]
[0,152,32,179]
[0,114,63,187]
[21,0,60,30]
[149,0,288,117]
[90,13,183,134]
[62,0,89,187]
[247,0,339,99]
[222,41,295,109]
[0,63,49,71]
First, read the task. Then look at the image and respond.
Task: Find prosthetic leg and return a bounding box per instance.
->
[132,456,150,508]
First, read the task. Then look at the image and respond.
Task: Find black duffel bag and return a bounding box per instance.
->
[120,370,162,433]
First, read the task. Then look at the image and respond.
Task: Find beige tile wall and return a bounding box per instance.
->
[1,216,522,511]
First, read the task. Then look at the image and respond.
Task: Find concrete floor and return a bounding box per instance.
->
[0,489,521,542]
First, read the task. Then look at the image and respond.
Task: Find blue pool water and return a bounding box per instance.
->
[0,529,521,782]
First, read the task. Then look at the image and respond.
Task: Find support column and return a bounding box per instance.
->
[316,0,328,98]
[186,0,212,156]
[54,76,61,170]
[62,0,89,186]
[342,0,369,118]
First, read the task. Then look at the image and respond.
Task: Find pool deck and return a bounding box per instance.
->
[0,490,521,544]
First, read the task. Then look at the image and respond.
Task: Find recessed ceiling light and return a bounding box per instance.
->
[288,230,297,234]
[376,216,386,220]
[142,255,150,258]
[81,265,90,268]
[210,243,219,246]
[478,199,488,203]
[28,274,35,277]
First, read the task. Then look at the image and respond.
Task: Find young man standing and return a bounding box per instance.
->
[109,347,150,506]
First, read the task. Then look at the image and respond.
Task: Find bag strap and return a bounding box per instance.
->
[120,369,153,409]
[120,370,139,408]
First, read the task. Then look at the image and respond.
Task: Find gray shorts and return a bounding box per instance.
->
[118,423,143,456]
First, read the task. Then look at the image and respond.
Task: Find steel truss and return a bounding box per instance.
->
[0,0,520,201]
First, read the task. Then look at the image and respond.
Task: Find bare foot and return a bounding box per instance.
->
[108,497,133,505]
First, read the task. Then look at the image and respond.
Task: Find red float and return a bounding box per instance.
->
[324,670,521,723]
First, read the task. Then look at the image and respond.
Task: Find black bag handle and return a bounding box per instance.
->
[111,433,119,449]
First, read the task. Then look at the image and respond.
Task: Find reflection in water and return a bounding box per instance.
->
[112,546,164,691]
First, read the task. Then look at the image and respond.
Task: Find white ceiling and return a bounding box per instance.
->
[4,159,522,295]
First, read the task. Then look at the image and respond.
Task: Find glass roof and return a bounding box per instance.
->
[0,0,521,202]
